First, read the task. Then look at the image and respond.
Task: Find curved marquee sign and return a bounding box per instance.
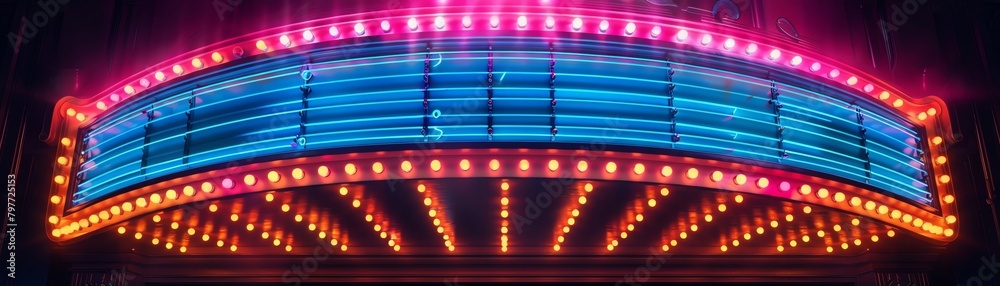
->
[44,6,958,244]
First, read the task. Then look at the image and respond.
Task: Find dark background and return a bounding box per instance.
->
[1,0,998,285]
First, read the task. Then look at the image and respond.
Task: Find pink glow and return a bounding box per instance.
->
[779,181,791,192]
[222,178,234,189]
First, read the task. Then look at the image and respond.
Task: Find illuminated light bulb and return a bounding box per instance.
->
[704,214,713,222]
[810,62,821,72]
[625,22,636,35]
[134,233,142,240]
[136,197,148,208]
[648,198,657,207]
[278,35,292,47]
[723,38,735,50]
[230,214,238,221]
[88,214,99,224]
[718,204,727,212]
[517,16,527,28]
[829,69,840,78]
[302,30,315,42]
[768,49,781,61]
[150,193,162,204]
[202,234,211,241]
[187,228,196,235]
[790,56,802,66]
[849,197,861,207]
[913,218,924,227]
[925,107,939,117]
[221,178,234,189]
[124,85,136,95]
[97,210,111,221]
[700,34,711,46]
[230,245,238,252]
[281,204,290,212]
[735,195,744,203]
[59,138,72,147]
[932,136,944,146]
[785,214,794,222]
[518,159,529,171]
[354,23,366,35]
[840,243,849,250]
[685,168,698,179]
[345,163,357,175]
[833,224,843,232]
[490,159,500,171]
[568,218,576,226]
[265,193,274,202]
[851,218,860,226]
[660,166,673,177]
[400,160,414,173]
[431,159,442,172]
[892,99,904,107]
[889,209,902,219]
[803,206,812,214]
[817,230,825,237]
[462,16,472,28]
[777,246,784,252]
[216,240,224,247]
[201,182,214,193]
[53,175,66,185]
[429,209,438,217]
[944,195,955,203]
[680,232,687,239]
[328,26,340,38]
[770,221,778,228]
[946,215,956,224]
[649,26,662,38]
[75,113,86,122]
[710,171,723,182]
[690,225,698,232]
[675,29,689,42]
[417,184,426,193]
[670,240,678,246]
[424,197,432,206]
[96,101,107,110]
[939,175,951,184]
[864,84,875,93]
[500,210,508,218]
[871,235,879,242]
[789,241,797,247]
[294,214,303,222]
[490,15,500,28]
[817,188,829,199]
[571,209,580,217]
[660,188,669,196]
[918,112,928,120]
[732,240,739,246]
[627,224,634,231]
[267,171,280,182]
[802,235,810,243]
[380,20,391,32]
[501,182,510,191]
[434,16,446,29]
[853,239,862,246]
[745,43,758,55]
[372,162,384,174]
[457,159,471,171]
[66,108,77,117]
[945,229,954,237]
[50,195,62,204]
[578,196,587,205]
[569,17,584,31]
[110,93,122,102]
[607,244,615,251]
[547,160,558,171]
[166,189,178,200]
[256,40,268,52]
[633,163,645,175]
[352,199,361,208]
[833,192,845,202]
[48,216,59,224]
[598,20,609,32]
[843,76,859,86]
[577,160,588,172]
[902,214,913,223]
[756,177,769,188]
[635,214,644,222]
[864,201,876,211]
[244,174,257,186]
[182,186,195,196]
[799,184,812,195]
[211,52,223,63]
[734,174,747,185]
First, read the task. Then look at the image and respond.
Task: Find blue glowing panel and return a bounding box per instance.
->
[73,38,931,207]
